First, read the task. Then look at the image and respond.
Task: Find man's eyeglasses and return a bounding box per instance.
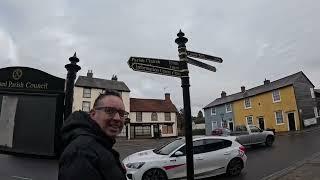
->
[94,106,129,118]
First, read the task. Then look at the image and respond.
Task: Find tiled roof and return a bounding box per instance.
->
[75,76,130,92]
[204,71,313,109]
[130,98,178,112]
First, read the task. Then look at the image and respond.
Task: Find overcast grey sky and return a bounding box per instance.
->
[0,0,319,115]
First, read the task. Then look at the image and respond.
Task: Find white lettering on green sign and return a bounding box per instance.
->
[0,81,49,90]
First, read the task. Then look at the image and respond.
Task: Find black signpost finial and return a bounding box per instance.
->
[69,52,79,64]
[175,30,188,48]
[64,53,81,120]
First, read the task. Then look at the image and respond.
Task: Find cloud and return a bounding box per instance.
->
[0,0,319,116]
[0,28,18,65]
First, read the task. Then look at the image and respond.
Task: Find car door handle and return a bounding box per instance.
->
[224,151,231,155]
[195,157,204,160]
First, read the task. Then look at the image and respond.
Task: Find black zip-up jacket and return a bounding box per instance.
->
[58,111,126,180]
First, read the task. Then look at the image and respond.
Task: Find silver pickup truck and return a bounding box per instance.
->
[230,125,275,147]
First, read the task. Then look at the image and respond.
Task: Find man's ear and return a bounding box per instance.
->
[89,109,95,118]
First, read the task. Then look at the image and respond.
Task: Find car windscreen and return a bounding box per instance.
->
[153,138,185,155]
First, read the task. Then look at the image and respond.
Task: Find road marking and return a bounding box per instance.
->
[11,176,33,180]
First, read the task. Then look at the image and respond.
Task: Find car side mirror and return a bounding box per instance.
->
[174,151,184,157]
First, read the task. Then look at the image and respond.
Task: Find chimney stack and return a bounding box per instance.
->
[87,70,93,78]
[165,93,171,101]
[221,91,227,98]
[111,74,118,81]
[241,86,246,93]
[264,79,270,85]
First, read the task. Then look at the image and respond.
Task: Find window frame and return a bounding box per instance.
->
[162,125,173,134]
[165,112,171,121]
[314,107,319,117]
[151,112,158,121]
[244,98,251,109]
[310,88,315,98]
[225,104,232,113]
[275,111,284,125]
[246,116,253,125]
[136,112,142,122]
[272,90,281,103]
[211,107,216,115]
[82,101,91,112]
[83,88,91,98]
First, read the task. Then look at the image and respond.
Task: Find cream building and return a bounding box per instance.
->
[72,71,130,137]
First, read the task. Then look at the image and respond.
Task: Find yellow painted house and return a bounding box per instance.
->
[233,85,301,132]
[204,71,319,133]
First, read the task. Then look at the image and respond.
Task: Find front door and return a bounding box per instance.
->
[288,113,296,131]
[228,122,234,131]
[258,117,265,130]
[153,124,159,137]
[0,96,18,147]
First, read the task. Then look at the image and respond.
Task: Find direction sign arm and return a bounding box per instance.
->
[186,50,223,63]
[186,57,216,72]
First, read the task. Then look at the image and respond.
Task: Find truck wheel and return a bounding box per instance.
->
[265,136,274,147]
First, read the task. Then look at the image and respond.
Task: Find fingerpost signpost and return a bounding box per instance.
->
[128,30,223,180]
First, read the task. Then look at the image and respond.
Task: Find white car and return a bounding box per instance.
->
[122,136,247,180]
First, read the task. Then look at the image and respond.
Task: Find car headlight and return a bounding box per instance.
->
[126,162,145,169]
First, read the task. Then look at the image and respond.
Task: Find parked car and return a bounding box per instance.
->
[230,125,275,147]
[122,136,247,180]
[211,128,231,136]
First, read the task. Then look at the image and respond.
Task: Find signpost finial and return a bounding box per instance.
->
[69,52,79,64]
[175,30,188,47]
[178,29,184,37]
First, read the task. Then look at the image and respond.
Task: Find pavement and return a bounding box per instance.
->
[275,124,320,137]
[262,125,320,180]
[261,151,320,180]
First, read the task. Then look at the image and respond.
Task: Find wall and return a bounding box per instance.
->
[73,87,102,111]
[121,92,130,112]
[316,91,320,124]
[293,75,317,127]
[232,86,300,132]
[204,103,234,135]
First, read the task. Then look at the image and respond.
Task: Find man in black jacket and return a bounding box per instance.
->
[58,90,127,180]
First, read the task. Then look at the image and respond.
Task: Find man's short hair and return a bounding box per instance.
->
[93,89,122,108]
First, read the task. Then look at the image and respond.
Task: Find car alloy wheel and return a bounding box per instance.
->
[227,159,243,176]
[142,168,168,180]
